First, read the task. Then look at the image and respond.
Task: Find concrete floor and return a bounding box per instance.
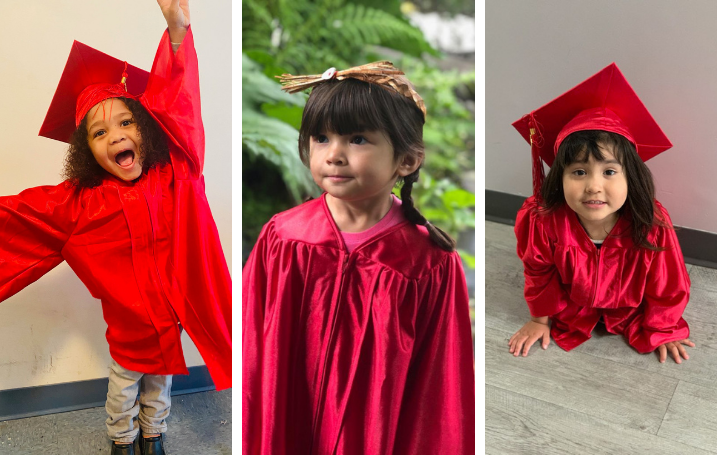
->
[486,220,717,455]
[0,389,231,455]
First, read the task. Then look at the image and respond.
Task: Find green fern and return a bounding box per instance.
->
[245,0,435,76]
[242,54,320,203]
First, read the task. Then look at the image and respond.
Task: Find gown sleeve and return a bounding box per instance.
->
[393,252,475,454]
[0,183,82,302]
[242,220,272,455]
[515,196,571,317]
[625,203,690,353]
[140,26,205,180]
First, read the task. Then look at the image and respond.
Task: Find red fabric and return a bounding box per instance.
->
[242,194,475,454]
[0,28,231,390]
[515,196,690,353]
[76,82,138,127]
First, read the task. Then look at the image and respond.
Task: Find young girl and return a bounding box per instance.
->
[243,62,475,454]
[508,63,693,364]
[0,1,230,453]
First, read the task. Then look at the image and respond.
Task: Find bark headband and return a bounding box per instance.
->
[276,61,426,119]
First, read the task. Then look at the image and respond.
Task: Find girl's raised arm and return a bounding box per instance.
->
[157,0,190,45]
[141,0,204,179]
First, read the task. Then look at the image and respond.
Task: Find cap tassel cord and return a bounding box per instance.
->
[528,112,546,199]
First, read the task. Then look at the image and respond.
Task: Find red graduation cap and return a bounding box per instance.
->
[512,63,672,197]
[39,41,150,144]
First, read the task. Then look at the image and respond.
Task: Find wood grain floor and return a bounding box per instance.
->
[485,220,717,455]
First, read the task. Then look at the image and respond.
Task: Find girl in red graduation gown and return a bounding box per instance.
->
[508,63,693,364]
[0,0,230,453]
[243,63,475,454]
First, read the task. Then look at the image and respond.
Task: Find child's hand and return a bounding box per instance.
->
[656,338,695,364]
[508,319,551,357]
[157,0,190,37]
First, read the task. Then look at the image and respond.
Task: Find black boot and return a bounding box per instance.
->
[111,441,136,455]
[139,434,165,455]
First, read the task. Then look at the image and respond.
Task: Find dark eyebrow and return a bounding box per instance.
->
[603,159,622,165]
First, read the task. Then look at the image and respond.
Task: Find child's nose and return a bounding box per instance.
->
[326,142,346,164]
[586,176,602,192]
[109,130,127,145]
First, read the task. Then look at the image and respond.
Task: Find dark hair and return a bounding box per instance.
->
[298,78,456,251]
[540,130,664,250]
[63,97,170,188]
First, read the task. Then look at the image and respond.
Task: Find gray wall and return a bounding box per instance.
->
[487,0,717,233]
[0,0,230,390]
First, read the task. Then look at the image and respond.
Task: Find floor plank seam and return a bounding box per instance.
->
[656,378,680,437]
[652,430,717,455]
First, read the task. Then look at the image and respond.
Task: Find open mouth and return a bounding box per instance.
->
[115,150,135,169]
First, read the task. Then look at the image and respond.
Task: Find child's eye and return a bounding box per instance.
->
[121,119,134,127]
[93,130,106,138]
[313,134,328,144]
[604,169,617,176]
[351,136,368,145]
[572,169,586,176]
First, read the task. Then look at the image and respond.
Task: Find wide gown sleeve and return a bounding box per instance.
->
[242,221,271,455]
[140,26,205,180]
[0,183,82,302]
[625,205,690,353]
[393,252,475,454]
[515,197,571,317]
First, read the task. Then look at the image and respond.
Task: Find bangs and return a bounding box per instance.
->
[558,130,627,167]
[302,79,391,137]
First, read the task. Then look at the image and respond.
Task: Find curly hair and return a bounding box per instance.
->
[63,97,170,188]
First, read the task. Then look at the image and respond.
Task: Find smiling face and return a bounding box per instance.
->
[309,130,417,206]
[562,142,628,238]
[86,98,143,181]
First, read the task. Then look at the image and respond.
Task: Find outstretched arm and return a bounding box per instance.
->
[157,0,190,45]
[141,0,204,179]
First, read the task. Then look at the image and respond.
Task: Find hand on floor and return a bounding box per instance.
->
[656,338,695,364]
[508,320,551,357]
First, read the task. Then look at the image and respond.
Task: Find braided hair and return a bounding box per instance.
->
[298,78,456,251]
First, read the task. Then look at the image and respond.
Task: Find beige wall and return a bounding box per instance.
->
[487,0,717,233]
[0,0,230,389]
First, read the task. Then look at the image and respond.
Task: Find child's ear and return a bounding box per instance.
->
[397,154,423,177]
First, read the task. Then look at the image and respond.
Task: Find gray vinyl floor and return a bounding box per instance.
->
[0,389,231,455]
[486,220,717,455]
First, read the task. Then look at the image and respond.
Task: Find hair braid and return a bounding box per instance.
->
[400,171,457,252]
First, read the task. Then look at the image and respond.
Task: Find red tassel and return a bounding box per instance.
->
[528,115,545,200]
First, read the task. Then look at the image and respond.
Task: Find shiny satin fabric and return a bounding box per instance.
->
[0,28,231,390]
[515,196,690,353]
[243,194,475,454]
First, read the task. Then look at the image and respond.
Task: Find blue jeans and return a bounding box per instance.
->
[105,360,172,443]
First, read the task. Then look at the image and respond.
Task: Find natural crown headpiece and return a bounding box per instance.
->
[276,61,426,119]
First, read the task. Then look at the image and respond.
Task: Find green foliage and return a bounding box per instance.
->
[242,54,320,204]
[242,0,436,77]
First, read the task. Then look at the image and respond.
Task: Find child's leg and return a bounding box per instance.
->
[138,373,172,436]
[105,360,143,443]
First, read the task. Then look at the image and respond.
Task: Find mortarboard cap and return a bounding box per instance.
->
[512,63,672,198]
[39,41,149,144]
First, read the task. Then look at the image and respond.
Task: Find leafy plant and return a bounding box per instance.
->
[242,54,319,204]
[243,0,436,78]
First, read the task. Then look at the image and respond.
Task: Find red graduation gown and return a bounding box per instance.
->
[242,194,475,454]
[0,28,231,390]
[515,196,690,352]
